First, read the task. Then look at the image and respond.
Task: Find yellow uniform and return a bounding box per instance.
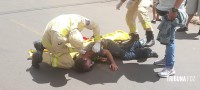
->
[126,0,152,33]
[41,14,101,69]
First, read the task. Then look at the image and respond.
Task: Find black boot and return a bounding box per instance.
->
[122,33,140,47]
[34,41,45,52]
[145,31,155,47]
[198,29,200,35]
[32,51,43,69]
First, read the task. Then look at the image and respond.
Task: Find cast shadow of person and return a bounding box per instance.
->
[26,63,71,87]
[27,58,161,86]
[175,32,199,40]
[68,58,161,85]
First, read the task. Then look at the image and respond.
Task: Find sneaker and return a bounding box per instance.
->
[176,27,188,32]
[154,59,165,66]
[158,67,175,78]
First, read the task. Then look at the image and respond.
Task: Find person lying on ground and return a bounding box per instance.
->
[74,37,158,73]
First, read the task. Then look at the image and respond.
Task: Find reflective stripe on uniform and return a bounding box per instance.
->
[94,34,101,41]
[59,18,73,37]
[68,47,75,53]
[60,28,69,37]
[52,54,58,67]
[51,53,64,67]
[142,21,151,29]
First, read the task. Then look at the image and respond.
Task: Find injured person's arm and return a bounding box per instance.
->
[100,49,118,71]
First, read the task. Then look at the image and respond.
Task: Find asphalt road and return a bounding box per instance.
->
[0,0,200,90]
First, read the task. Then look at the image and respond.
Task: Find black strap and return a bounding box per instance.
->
[185,0,187,6]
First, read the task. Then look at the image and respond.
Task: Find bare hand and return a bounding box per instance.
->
[109,63,118,71]
[167,12,177,20]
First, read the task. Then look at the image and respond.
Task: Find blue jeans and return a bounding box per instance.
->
[158,9,187,69]
[165,25,175,68]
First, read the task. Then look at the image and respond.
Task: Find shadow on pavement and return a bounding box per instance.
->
[175,32,199,40]
[26,63,70,87]
[27,59,161,86]
[68,59,161,84]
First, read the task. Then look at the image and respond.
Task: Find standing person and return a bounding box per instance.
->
[176,0,200,35]
[151,0,161,23]
[116,0,155,47]
[199,27,200,35]
[32,14,101,69]
[154,0,188,78]
[74,38,158,73]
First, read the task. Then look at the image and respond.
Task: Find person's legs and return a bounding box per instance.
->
[187,14,196,27]
[145,30,155,47]
[56,53,74,69]
[197,0,200,16]
[127,39,158,59]
[156,14,160,21]
[165,25,176,68]
[42,51,74,69]
[186,0,198,27]
[165,40,175,68]
[126,0,139,34]
[137,4,155,47]
[197,1,200,35]
[158,26,176,78]
[151,0,160,23]
[32,41,44,69]
[135,47,158,59]
[177,13,195,32]
[32,51,43,69]
[121,38,144,60]
[129,39,145,52]
[152,3,157,23]
[123,1,140,47]
[177,0,198,32]
[198,27,200,35]
[137,6,152,31]
[198,29,200,35]
[186,0,198,17]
